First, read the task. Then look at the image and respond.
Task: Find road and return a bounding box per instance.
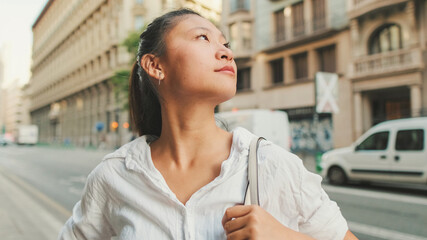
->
[0,145,426,240]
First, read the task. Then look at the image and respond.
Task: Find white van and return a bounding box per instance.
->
[17,125,39,145]
[320,117,427,185]
[215,109,291,151]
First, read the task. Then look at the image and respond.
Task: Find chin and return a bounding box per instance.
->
[216,86,236,103]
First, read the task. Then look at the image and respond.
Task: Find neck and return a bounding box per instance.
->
[152,101,231,169]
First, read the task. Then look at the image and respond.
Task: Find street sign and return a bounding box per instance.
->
[95,122,105,132]
[315,72,339,113]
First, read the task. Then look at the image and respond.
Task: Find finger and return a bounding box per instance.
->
[226,227,251,240]
[223,213,250,234]
[222,205,252,226]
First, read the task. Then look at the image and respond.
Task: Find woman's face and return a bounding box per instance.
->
[160,14,237,104]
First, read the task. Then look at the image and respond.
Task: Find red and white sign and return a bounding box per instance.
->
[315,72,339,113]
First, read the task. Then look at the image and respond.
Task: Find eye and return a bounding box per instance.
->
[223,42,231,49]
[197,34,209,41]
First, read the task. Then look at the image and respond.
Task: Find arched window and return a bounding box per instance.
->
[369,24,402,55]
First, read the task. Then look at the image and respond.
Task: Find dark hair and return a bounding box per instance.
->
[129,9,201,136]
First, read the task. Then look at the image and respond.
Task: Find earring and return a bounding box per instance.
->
[158,71,163,86]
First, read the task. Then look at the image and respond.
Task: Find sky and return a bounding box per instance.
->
[0,0,48,88]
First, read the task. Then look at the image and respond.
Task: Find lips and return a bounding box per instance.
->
[215,65,235,75]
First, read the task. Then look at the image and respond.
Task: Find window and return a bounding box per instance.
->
[134,15,144,31]
[395,129,424,151]
[237,68,251,91]
[292,2,305,37]
[292,52,308,80]
[230,0,250,12]
[242,22,252,50]
[270,58,284,84]
[312,0,326,31]
[369,24,402,55]
[106,111,111,133]
[317,45,336,73]
[356,131,389,151]
[136,0,143,3]
[229,23,239,51]
[274,9,286,42]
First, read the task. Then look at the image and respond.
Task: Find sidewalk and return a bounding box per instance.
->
[0,167,66,240]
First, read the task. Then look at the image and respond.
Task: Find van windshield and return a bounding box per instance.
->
[356,131,389,151]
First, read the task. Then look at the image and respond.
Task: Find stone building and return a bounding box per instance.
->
[219,0,426,153]
[1,81,31,139]
[0,51,4,134]
[29,0,221,148]
[220,0,352,153]
[348,0,427,138]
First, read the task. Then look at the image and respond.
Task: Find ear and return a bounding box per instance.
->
[140,54,163,80]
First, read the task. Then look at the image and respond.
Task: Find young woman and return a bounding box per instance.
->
[59,9,358,240]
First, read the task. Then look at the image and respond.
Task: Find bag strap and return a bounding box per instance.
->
[244,137,264,206]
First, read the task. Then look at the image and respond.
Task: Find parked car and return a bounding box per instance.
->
[0,134,13,146]
[320,117,427,185]
[0,135,7,146]
[215,109,291,151]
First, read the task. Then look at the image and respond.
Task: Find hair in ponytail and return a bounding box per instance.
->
[129,9,201,136]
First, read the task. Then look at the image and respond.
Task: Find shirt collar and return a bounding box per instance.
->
[102,127,256,180]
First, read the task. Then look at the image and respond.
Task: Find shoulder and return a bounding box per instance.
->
[257,140,306,185]
[232,127,303,169]
[258,140,304,171]
[86,135,155,191]
[232,127,306,182]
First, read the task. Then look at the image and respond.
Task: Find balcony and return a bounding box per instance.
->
[347,0,409,19]
[264,18,336,53]
[264,0,334,53]
[351,48,424,80]
[230,0,250,13]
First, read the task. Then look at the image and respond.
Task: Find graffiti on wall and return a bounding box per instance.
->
[290,117,333,153]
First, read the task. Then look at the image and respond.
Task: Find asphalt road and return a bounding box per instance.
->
[0,145,426,240]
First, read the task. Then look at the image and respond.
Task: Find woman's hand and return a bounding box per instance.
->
[222,205,314,240]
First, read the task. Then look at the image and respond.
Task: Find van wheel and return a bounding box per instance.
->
[328,167,347,185]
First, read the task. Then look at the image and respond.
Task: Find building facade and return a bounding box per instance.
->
[220,0,352,153]
[220,0,426,153]
[348,0,427,138]
[1,81,31,139]
[30,0,221,148]
[0,51,4,134]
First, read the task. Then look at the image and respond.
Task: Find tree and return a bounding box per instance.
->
[111,30,141,110]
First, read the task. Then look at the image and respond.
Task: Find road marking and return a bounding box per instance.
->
[0,166,72,218]
[323,185,427,206]
[68,175,87,183]
[349,221,427,240]
[68,186,84,196]
[0,166,70,239]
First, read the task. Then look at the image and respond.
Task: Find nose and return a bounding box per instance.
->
[215,44,234,61]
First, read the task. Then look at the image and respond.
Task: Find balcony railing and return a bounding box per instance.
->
[230,0,250,12]
[348,0,409,18]
[352,48,423,79]
[312,15,326,32]
[353,0,375,7]
[293,23,305,38]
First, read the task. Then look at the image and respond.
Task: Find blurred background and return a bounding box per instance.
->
[0,0,427,240]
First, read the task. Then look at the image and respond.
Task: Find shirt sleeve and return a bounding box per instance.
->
[57,171,114,240]
[296,165,348,240]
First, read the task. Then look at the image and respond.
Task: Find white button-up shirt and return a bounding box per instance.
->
[59,127,348,240]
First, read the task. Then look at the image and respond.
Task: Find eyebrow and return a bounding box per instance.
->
[189,26,227,41]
